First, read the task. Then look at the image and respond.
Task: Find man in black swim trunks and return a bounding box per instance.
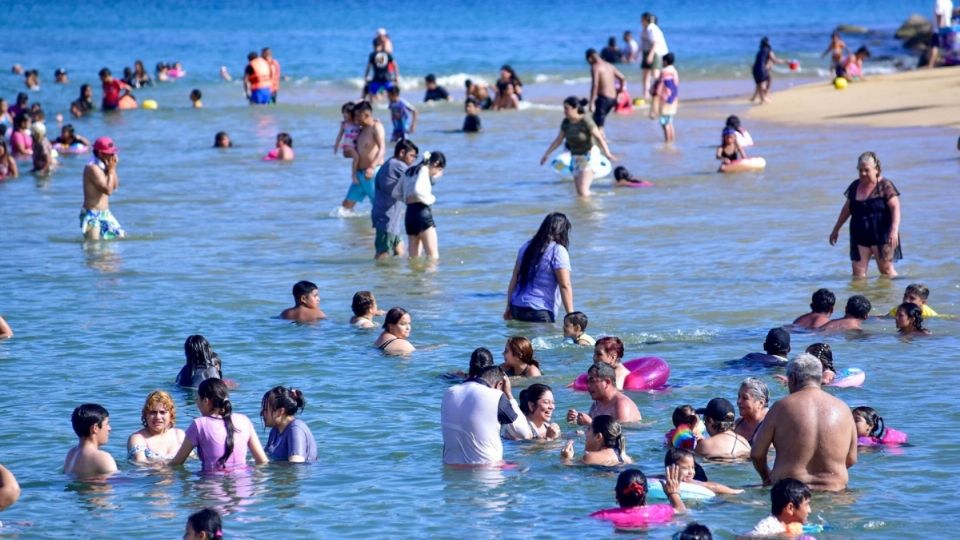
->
[586,49,626,133]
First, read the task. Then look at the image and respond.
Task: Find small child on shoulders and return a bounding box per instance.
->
[887,283,938,318]
[563,311,595,346]
[64,404,118,478]
[746,478,814,537]
[279,280,326,322]
[792,288,835,329]
[333,102,359,158]
[350,290,384,329]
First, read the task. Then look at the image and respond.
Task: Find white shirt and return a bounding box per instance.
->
[400,165,436,206]
[935,0,954,29]
[643,23,669,56]
[441,381,505,465]
[621,39,640,62]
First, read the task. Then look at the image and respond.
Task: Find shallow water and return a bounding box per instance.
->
[2,1,960,538]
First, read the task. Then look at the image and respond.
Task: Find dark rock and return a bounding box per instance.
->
[895,14,932,40]
[835,24,869,35]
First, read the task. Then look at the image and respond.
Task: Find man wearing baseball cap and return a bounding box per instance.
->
[740,327,790,367]
[80,137,125,240]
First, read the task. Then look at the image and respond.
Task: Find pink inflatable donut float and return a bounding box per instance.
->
[590,504,675,528]
[571,357,670,392]
[858,427,908,447]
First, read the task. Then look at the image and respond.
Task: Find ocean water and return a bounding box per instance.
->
[1,1,959,538]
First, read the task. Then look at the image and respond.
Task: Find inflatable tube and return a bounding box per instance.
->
[719,157,766,173]
[52,142,88,155]
[142,99,158,110]
[571,357,670,392]
[551,146,612,180]
[118,95,138,110]
[827,367,865,388]
[859,427,908,447]
[646,481,716,501]
[590,504,675,528]
[614,90,633,115]
[263,148,280,161]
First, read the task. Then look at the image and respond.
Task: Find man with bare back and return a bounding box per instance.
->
[586,48,626,132]
[751,353,857,491]
[342,101,385,210]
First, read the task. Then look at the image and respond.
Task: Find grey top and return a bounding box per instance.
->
[265,418,317,462]
[372,157,409,234]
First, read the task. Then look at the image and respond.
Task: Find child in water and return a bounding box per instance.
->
[333,102,359,158]
[888,283,938,318]
[279,280,326,322]
[590,467,685,527]
[725,115,753,147]
[715,128,746,167]
[649,52,679,143]
[561,415,633,466]
[664,405,704,450]
[895,302,931,336]
[746,478,815,537]
[593,336,630,389]
[30,121,56,175]
[387,86,417,142]
[176,334,222,388]
[612,165,653,187]
[663,447,743,495]
[264,132,294,161]
[563,311,595,346]
[184,508,223,540]
[852,406,908,446]
[462,98,481,133]
[349,290,384,329]
[64,403,118,478]
[190,89,203,108]
[213,131,232,148]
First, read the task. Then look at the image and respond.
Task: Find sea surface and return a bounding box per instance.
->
[1,1,958,538]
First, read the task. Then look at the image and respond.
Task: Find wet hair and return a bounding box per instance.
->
[15,92,28,106]
[760,37,771,48]
[671,405,698,428]
[464,97,479,110]
[591,415,626,458]
[614,468,647,508]
[393,139,419,158]
[770,478,811,516]
[382,307,409,330]
[506,336,539,369]
[186,508,223,539]
[855,45,871,57]
[387,86,401,97]
[476,365,505,387]
[464,78,473,88]
[61,124,76,138]
[71,403,109,438]
[351,290,375,316]
[904,283,930,301]
[857,151,881,173]
[404,150,446,180]
[190,89,202,101]
[197,378,235,468]
[184,335,219,371]
[79,84,92,100]
[292,280,317,303]
[517,212,571,290]
[739,377,770,407]
[277,132,293,147]
[665,446,696,466]
[214,132,232,148]
[724,115,742,133]
[851,406,885,438]
[787,353,823,386]
[607,36,617,47]
[585,48,598,60]
[518,383,552,415]
[140,390,177,428]
[563,311,588,331]
[14,112,30,130]
[500,65,520,84]
[468,348,495,379]
[354,101,373,114]
[844,295,872,319]
[587,361,616,383]
[673,523,714,540]
[897,302,926,332]
[805,343,835,373]
[341,101,355,115]
[663,52,675,66]
[98,67,111,78]
[613,166,632,181]
[247,52,258,61]
[594,336,624,362]
[260,386,306,420]
[810,288,836,313]
[425,73,436,83]
[562,96,588,115]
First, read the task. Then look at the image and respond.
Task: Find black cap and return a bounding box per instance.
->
[764,327,790,355]
[697,398,736,422]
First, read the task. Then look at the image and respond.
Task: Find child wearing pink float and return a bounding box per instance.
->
[263,132,294,161]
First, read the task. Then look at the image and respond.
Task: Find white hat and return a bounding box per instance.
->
[30,121,46,138]
[377,28,387,36]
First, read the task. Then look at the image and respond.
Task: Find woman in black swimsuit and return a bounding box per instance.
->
[373,307,415,355]
[829,151,902,277]
[715,127,745,170]
[500,336,542,377]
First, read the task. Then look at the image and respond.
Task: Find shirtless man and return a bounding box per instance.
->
[279,280,326,322]
[64,403,118,478]
[464,79,494,110]
[586,49,626,132]
[81,137,125,240]
[819,295,871,332]
[342,101,385,210]
[567,362,641,425]
[751,353,857,491]
[792,288,835,329]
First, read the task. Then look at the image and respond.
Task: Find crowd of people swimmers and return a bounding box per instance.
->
[0,14,952,539]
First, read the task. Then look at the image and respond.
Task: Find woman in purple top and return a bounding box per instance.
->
[503,212,574,323]
[260,386,317,462]
[169,379,268,471]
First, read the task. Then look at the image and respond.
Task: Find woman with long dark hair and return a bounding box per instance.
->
[504,212,574,323]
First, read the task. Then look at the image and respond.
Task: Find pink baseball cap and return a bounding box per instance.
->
[93,137,118,155]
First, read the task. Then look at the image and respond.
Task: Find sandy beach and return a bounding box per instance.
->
[747,66,960,128]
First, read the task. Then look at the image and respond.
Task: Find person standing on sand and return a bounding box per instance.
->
[751,353,857,491]
[586,49,626,133]
[343,101,385,211]
[81,137,125,240]
[750,37,786,105]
